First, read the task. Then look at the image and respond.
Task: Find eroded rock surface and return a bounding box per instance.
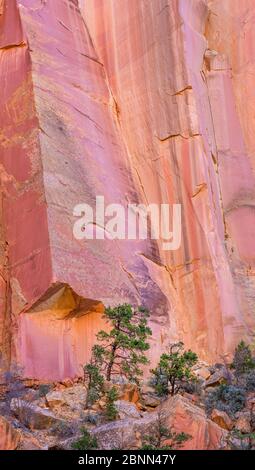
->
[211,408,234,431]
[92,395,228,450]
[10,398,64,430]
[0,415,20,450]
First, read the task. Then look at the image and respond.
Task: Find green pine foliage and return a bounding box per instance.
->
[96,304,152,383]
[71,428,98,450]
[84,345,105,408]
[105,386,119,421]
[151,342,198,396]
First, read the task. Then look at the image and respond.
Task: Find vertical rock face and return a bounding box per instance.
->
[0,416,20,450]
[0,0,254,380]
[81,0,255,353]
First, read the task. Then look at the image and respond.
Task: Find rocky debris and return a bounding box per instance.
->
[160,395,228,450]
[211,409,234,430]
[140,384,155,394]
[193,366,211,381]
[91,382,141,413]
[45,391,67,408]
[103,382,140,404]
[235,412,251,434]
[228,435,251,450]
[139,383,161,409]
[46,384,86,411]
[23,388,39,402]
[90,382,141,415]
[49,435,78,451]
[10,398,64,430]
[19,435,47,450]
[92,415,154,450]
[205,367,233,388]
[92,398,106,411]
[92,395,228,450]
[182,392,201,405]
[246,393,255,411]
[83,410,103,426]
[0,415,20,450]
[59,379,74,388]
[140,393,161,409]
[115,400,141,420]
[1,375,235,450]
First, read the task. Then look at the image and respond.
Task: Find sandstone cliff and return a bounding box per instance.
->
[0,0,255,380]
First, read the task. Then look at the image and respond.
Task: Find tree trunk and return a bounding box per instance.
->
[106,343,117,381]
[170,379,175,396]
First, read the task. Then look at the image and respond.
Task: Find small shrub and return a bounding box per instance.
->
[205,384,246,416]
[71,428,98,450]
[4,367,26,402]
[231,341,255,376]
[181,378,202,395]
[245,370,255,392]
[105,386,118,421]
[51,422,74,438]
[38,384,51,398]
[228,429,255,450]
[151,342,198,396]
[83,413,101,426]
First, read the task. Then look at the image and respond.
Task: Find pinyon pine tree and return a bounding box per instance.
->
[152,342,198,396]
[96,304,152,383]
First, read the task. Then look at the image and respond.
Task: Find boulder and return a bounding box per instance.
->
[60,379,73,388]
[19,435,46,450]
[246,393,255,411]
[140,384,155,395]
[140,393,161,409]
[205,368,233,388]
[115,400,141,419]
[235,413,251,434]
[0,416,20,450]
[120,383,140,404]
[194,366,211,381]
[103,382,140,404]
[92,398,141,419]
[139,384,161,409]
[46,391,67,408]
[91,397,106,412]
[10,398,63,430]
[92,415,155,450]
[160,396,228,450]
[211,409,233,430]
[93,395,228,450]
[46,384,86,411]
[182,392,201,404]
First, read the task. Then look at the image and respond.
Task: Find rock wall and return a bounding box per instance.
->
[0,0,254,380]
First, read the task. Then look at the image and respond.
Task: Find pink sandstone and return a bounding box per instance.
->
[0,0,255,381]
[0,415,20,450]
